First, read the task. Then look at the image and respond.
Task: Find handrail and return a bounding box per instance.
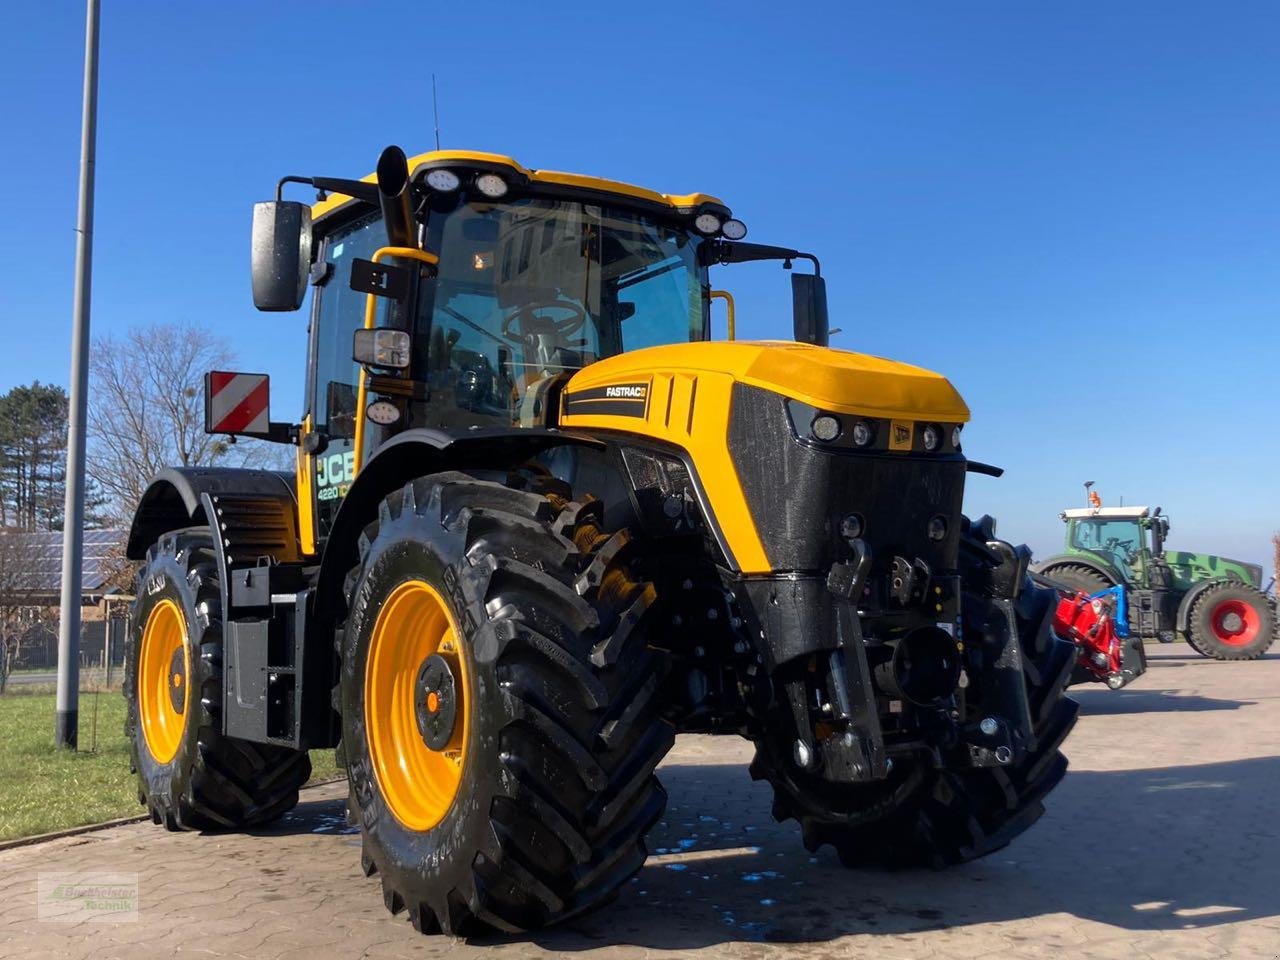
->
[710,289,735,340]
[352,246,440,473]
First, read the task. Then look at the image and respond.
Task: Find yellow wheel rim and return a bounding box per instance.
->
[138,598,189,765]
[365,579,470,831]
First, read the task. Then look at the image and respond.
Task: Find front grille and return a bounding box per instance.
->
[728,383,964,574]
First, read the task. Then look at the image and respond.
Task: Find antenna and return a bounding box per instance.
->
[432,74,441,150]
[1084,480,1100,509]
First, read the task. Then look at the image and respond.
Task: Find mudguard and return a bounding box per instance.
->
[126,467,299,562]
[311,427,604,622]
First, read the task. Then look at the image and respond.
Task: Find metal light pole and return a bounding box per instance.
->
[55,0,101,749]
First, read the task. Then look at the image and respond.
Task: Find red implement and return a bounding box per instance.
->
[1053,590,1126,688]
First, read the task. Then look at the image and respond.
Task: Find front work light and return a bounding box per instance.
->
[353,328,411,368]
[366,399,401,426]
[474,173,508,198]
[811,414,841,442]
[694,212,722,235]
[721,218,748,240]
[951,425,962,449]
[922,424,940,452]
[425,169,461,192]
[851,421,874,447]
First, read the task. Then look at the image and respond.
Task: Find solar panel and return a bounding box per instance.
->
[0,528,129,596]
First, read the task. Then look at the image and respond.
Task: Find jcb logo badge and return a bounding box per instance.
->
[890,421,913,451]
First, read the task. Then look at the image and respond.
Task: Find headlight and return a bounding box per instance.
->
[352,328,411,368]
[951,425,962,449]
[474,173,508,198]
[850,420,874,447]
[721,218,748,240]
[694,212,722,235]
[810,414,841,442]
[927,515,948,541]
[922,424,941,452]
[425,169,460,192]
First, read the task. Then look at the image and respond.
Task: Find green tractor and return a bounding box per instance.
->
[1036,504,1276,661]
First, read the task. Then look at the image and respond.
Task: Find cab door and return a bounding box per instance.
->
[301,213,387,548]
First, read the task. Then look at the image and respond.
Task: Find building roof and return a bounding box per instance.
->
[0,528,128,599]
[1061,507,1150,520]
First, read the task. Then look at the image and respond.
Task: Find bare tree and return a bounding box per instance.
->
[87,322,290,523]
[0,528,41,692]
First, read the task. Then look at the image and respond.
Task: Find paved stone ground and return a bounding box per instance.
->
[2,642,1277,959]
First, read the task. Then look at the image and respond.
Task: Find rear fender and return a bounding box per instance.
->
[127,467,299,562]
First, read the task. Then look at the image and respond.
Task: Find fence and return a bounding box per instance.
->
[2,616,127,674]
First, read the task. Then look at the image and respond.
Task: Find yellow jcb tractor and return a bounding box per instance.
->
[123,145,1078,935]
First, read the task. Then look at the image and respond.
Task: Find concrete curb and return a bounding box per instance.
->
[0,777,347,853]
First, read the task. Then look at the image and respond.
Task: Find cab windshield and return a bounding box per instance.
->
[1071,518,1145,567]
[414,197,705,428]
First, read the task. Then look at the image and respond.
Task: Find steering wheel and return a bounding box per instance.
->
[501,301,587,342]
[1105,538,1137,562]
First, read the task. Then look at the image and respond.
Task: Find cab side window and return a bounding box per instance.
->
[311,214,386,536]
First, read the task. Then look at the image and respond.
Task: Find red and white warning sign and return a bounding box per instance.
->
[205,371,270,435]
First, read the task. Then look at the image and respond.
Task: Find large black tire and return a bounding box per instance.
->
[124,528,311,830]
[1186,581,1276,661]
[752,529,1078,868]
[1039,562,1113,597]
[340,471,673,935]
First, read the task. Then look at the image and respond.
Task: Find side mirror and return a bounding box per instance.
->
[204,371,271,437]
[791,273,829,347]
[251,201,312,311]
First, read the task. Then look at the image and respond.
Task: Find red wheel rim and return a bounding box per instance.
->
[1210,599,1260,646]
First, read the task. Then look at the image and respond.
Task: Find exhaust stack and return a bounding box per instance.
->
[376,145,416,249]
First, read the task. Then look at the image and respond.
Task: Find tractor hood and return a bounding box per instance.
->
[1165,551,1264,589]
[562,341,970,423]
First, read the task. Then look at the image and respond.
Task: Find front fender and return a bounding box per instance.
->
[312,427,604,621]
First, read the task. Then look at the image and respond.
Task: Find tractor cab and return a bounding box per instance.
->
[1060,505,1167,585]
[240,146,832,547]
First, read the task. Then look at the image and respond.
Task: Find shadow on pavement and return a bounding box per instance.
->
[1073,687,1253,715]
[1146,650,1280,663]
[504,757,1280,950]
[247,757,1280,949]
[248,792,358,839]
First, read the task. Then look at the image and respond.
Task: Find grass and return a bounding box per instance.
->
[0,688,342,842]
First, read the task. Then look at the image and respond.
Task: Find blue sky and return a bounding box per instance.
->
[1,1,1276,572]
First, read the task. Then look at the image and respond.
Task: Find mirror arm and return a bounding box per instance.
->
[792,252,821,277]
[276,175,380,206]
[701,240,821,276]
[264,421,300,445]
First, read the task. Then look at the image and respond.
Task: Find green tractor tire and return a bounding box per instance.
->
[1038,562,1114,598]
